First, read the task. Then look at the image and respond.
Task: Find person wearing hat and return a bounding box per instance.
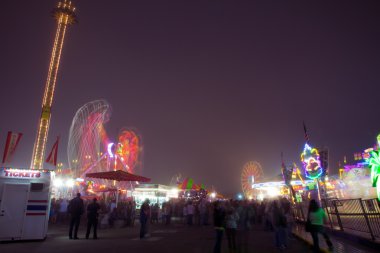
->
[86,198,101,239]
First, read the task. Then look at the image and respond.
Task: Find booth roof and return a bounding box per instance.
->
[85,170,150,182]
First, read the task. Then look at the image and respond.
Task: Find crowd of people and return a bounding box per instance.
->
[50,196,137,228]
[49,194,333,252]
[211,198,294,253]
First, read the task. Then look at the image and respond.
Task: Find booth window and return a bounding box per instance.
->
[31,183,44,191]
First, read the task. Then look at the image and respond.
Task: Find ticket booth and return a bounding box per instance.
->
[0,167,53,241]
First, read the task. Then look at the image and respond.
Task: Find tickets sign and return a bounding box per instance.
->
[1,168,41,178]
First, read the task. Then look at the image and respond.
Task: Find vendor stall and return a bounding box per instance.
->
[132,184,178,209]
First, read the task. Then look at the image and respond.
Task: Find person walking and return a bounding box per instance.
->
[151,203,159,224]
[68,193,84,239]
[308,199,333,252]
[140,199,150,239]
[86,198,100,239]
[213,201,226,253]
[272,200,287,251]
[282,200,295,240]
[58,198,67,223]
[183,203,188,225]
[199,199,208,225]
[162,202,171,225]
[49,198,58,224]
[186,201,194,226]
[225,205,239,252]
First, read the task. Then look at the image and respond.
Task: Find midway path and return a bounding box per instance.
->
[1,222,308,253]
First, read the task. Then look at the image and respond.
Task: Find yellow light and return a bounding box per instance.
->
[31,1,76,170]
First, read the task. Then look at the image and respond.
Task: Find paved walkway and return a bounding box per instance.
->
[0,222,310,253]
[292,223,379,253]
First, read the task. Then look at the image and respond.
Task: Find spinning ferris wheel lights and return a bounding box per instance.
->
[241,161,264,198]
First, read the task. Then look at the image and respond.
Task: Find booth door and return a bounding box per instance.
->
[0,184,29,239]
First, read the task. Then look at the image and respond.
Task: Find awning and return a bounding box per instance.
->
[85,170,151,182]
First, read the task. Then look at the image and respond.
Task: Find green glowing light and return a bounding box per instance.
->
[367,134,380,201]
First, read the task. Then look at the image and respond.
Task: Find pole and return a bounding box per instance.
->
[359,199,375,240]
[116,189,119,208]
[316,179,322,202]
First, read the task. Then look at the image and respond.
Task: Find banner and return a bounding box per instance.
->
[45,136,59,166]
[2,131,23,164]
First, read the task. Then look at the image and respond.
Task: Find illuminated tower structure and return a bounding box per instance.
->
[31,0,77,170]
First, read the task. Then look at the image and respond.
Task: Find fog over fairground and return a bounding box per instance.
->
[1,0,380,196]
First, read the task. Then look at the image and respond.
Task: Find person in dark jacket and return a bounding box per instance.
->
[68,193,84,239]
[86,198,100,239]
[213,201,226,253]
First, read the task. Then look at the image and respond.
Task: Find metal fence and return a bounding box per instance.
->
[293,198,380,240]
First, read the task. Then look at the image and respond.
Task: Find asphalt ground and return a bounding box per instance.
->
[292,223,379,253]
[0,221,311,253]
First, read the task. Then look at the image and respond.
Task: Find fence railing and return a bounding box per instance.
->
[292,198,380,240]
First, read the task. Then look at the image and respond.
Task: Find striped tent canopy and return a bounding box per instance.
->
[178,178,206,190]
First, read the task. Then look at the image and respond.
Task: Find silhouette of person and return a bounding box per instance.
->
[68,193,84,239]
[86,198,100,239]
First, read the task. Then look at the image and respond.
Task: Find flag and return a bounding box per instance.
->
[2,131,23,164]
[303,121,309,143]
[281,152,290,185]
[45,137,59,166]
[281,152,285,179]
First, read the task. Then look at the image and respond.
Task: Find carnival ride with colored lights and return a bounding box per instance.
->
[241,161,263,199]
[317,134,380,201]
[335,134,380,200]
[68,100,111,179]
[31,0,77,170]
[62,100,143,197]
[365,134,380,200]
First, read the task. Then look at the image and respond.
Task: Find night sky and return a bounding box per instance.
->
[1,0,380,196]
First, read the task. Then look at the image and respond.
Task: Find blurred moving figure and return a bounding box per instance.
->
[308,199,333,252]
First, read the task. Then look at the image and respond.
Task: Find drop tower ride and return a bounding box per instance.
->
[31,0,77,170]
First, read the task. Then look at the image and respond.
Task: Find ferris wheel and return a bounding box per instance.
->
[241,161,264,198]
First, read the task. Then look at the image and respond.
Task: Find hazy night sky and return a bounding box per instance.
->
[1,0,380,195]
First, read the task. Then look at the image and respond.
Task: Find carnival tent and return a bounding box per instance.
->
[85,170,150,207]
[86,170,150,182]
[179,177,206,190]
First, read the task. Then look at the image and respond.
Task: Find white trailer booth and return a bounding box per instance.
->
[0,167,53,241]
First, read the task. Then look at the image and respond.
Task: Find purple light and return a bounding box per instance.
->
[107,142,115,158]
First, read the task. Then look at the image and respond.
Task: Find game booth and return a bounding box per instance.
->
[132,184,178,209]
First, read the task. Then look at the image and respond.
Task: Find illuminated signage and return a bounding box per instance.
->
[4,169,41,178]
[301,143,323,179]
